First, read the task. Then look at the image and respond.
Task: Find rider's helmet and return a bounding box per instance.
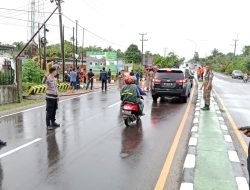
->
[124,76,134,84]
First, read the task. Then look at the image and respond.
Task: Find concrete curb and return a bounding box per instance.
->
[180,90,248,190]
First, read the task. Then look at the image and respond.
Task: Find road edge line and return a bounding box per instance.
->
[154,86,195,190]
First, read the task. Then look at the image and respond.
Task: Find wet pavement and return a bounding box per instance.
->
[213,73,250,145]
[0,87,192,190]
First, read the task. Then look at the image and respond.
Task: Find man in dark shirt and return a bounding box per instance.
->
[108,69,112,84]
[100,67,108,91]
[86,69,94,90]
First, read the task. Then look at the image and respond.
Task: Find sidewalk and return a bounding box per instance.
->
[180,83,248,190]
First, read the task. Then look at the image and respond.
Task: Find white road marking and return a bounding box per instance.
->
[224,135,233,143]
[236,177,249,190]
[193,118,199,124]
[184,154,196,168]
[195,107,200,111]
[0,90,102,119]
[189,137,197,146]
[191,126,198,132]
[108,101,121,108]
[218,116,224,121]
[180,183,193,190]
[0,138,42,159]
[195,111,200,116]
[221,124,228,131]
[228,151,240,162]
[216,111,222,115]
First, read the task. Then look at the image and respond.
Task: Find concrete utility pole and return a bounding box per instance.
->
[233,38,239,56]
[139,33,148,65]
[38,23,42,67]
[164,48,168,57]
[51,0,65,81]
[72,27,75,68]
[42,25,49,70]
[82,28,84,65]
[76,20,78,67]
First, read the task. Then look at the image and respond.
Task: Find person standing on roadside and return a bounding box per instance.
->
[70,68,77,91]
[118,70,125,89]
[108,69,112,84]
[135,70,141,85]
[100,67,108,91]
[86,68,94,90]
[200,65,214,111]
[130,70,134,76]
[83,69,87,85]
[148,69,155,91]
[46,67,60,130]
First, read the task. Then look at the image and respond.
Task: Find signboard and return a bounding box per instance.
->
[86,51,118,73]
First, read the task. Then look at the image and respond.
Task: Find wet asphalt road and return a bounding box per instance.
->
[213,73,250,145]
[0,87,191,190]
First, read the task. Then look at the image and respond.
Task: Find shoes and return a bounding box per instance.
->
[52,122,60,128]
[0,140,6,146]
[47,125,55,130]
[201,105,210,111]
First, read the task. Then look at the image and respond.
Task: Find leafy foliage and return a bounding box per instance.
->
[153,52,185,68]
[125,44,142,64]
[22,59,44,84]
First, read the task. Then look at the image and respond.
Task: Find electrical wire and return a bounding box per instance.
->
[0,7,59,14]
[62,14,126,48]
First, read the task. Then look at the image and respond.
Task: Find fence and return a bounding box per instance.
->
[0,60,15,85]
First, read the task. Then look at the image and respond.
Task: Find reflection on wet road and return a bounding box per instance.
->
[214,73,250,144]
[0,88,191,190]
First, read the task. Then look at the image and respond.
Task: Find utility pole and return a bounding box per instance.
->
[38,23,42,68]
[82,28,84,65]
[51,0,65,81]
[233,38,239,56]
[139,33,148,65]
[42,25,49,70]
[76,20,78,67]
[72,27,75,68]
[164,48,168,57]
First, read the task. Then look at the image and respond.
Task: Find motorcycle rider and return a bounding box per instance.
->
[243,72,248,83]
[121,76,144,115]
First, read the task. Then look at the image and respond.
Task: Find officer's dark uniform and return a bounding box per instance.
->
[46,75,59,128]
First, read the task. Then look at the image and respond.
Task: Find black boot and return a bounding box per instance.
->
[201,104,210,111]
[0,140,7,146]
[52,122,60,128]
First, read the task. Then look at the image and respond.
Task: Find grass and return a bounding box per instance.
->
[0,99,45,112]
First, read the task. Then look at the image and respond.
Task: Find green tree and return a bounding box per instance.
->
[242,46,250,56]
[125,44,142,64]
[192,51,200,63]
[22,59,44,84]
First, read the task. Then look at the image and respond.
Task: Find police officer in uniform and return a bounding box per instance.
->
[46,67,60,130]
[200,65,213,111]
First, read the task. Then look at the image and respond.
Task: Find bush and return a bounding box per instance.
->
[22,59,45,84]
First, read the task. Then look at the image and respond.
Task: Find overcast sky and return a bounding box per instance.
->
[1,0,250,59]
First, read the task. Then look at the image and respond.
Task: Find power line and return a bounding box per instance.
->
[0,7,58,14]
[62,14,126,48]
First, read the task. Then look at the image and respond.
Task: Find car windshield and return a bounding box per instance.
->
[155,70,184,80]
[235,70,243,74]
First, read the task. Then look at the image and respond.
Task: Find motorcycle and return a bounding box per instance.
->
[121,99,143,127]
